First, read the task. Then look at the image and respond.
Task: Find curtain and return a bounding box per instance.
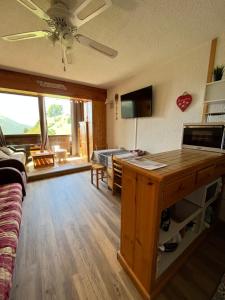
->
[38,96,49,150]
[71,101,84,156]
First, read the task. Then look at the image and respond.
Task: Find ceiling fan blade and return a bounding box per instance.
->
[2,30,50,42]
[16,0,50,21]
[75,34,118,58]
[73,0,112,28]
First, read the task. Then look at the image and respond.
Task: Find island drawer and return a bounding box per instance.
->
[163,174,195,208]
[196,165,215,186]
[215,160,225,178]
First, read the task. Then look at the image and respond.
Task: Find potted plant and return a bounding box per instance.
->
[213,65,225,81]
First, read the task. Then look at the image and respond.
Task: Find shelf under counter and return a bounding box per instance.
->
[157,228,203,278]
[159,200,203,245]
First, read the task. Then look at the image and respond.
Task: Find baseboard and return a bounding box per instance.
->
[117,251,150,300]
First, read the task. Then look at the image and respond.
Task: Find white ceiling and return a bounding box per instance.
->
[0,0,225,88]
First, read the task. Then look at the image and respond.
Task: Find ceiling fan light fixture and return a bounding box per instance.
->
[2,0,118,68]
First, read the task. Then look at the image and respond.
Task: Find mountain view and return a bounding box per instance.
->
[0,104,71,135]
[0,115,32,134]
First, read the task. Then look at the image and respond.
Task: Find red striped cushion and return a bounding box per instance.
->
[0,184,22,198]
[0,183,23,300]
[0,230,19,254]
[0,254,14,300]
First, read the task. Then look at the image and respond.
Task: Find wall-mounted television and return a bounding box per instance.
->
[121,86,153,119]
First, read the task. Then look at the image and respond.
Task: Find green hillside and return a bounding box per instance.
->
[0,104,71,135]
[0,115,31,134]
[47,115,71,135]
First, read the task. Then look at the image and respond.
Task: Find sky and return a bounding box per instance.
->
[0,93,70,126]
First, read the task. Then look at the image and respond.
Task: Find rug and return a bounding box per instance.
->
[212,274,225,300]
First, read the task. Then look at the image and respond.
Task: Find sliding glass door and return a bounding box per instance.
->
[0,92,89,159]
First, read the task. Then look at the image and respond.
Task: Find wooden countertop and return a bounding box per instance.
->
[117,149,225,183]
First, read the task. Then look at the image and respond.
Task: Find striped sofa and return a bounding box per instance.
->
[0,183,23,300]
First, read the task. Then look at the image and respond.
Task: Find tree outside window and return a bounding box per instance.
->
[44,97,71,136]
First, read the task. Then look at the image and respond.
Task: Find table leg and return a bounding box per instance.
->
[91,169,93,184]
[97,170,99,189]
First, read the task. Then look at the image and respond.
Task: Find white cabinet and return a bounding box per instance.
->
[204,80,225,122]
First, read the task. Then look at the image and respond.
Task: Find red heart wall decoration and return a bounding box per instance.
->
[176,92,192,112]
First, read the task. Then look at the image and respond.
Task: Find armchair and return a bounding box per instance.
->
[0,167,26,197]
[0,126,27,164]
[0,159,27,196]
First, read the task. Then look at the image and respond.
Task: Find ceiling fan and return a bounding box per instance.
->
[2,0,118,70]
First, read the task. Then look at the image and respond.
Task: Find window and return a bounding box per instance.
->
[0,93,40,134]
[44,97,71,135]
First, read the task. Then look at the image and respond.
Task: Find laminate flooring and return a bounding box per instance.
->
[10,172,225,300]
[11,172,142,300]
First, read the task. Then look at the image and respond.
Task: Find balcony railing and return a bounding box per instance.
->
[5,134,72,154]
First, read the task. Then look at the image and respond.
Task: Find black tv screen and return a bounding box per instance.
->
[121,86,152,119]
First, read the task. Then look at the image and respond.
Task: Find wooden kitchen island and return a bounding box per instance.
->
[117,149,225,300]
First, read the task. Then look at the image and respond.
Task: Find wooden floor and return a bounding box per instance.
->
[11,172,142,300]
[11,172,225,300]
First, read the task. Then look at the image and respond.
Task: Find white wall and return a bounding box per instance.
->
[107,42,210,153]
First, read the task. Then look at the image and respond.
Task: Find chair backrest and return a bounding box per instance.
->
[112,155,122,193]
[0,126,6,147]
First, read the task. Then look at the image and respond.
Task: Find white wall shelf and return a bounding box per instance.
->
[157,178,221,279]
[203,78,225,122]
[204,112,225,115]
[159,202,202,245]
[205,79,225,103]
[157,229,202,278]
[205,99,225,103]
[206,79,225,86]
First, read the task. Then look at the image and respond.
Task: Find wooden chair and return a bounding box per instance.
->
[91,163,105,189]
[112,156,122,195]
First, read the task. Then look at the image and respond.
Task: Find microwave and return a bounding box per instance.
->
[182,123,225,153]
[185,177,222,207]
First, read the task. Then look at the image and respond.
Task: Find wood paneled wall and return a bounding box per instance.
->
[0,69,107,101]
[92,101,107,150]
